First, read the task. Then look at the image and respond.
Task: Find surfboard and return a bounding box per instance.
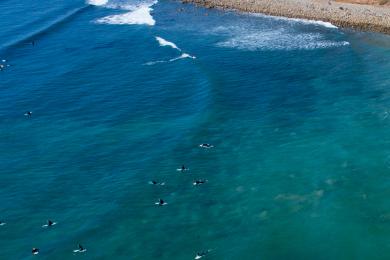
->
[155,202,168,206]
[42,222,57,228]
[73,249,87,253]
[199,144,213,148]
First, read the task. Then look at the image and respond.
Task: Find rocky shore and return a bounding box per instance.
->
[182,0,390,34]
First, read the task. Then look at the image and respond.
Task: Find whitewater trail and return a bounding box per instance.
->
[155,37,181,51]
[145,37,196,66]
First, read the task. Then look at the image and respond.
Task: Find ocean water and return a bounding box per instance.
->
[1,0,390,259]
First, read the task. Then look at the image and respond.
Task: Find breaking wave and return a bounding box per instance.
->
[95,0,157,26]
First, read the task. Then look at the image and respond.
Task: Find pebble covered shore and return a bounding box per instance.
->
[182,0,390,34]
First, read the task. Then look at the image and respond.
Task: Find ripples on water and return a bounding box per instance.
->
[0,0,390,259]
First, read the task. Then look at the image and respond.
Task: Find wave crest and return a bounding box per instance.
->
[87,0,108,6]
[95,0,157,26]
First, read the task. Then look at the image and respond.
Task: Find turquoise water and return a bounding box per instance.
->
[1,0,390,259]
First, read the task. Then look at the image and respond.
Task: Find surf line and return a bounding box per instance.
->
[145,36,196,66]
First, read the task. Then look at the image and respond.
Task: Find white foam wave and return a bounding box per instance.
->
[252,13,338,29]
[155,37,181,51]
[282,17,337,29]
[96,1,156,26]
[87,0,108,6]
[170,53,196,62]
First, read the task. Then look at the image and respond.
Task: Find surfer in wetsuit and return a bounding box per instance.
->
[32,248,39,255]
[78,244,85,251]
[47,220,54,226]
[195,250,209,259]
[193,179,207,186]
[181,165,187,172]
[150,180,164,185]
[158,199,166,206]
[25,111,32,117]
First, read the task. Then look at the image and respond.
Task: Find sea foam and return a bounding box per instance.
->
[214,25,349,51]
[96,1,157,26]
[87,0,108,6]
[97,5,155,25]
[170,53,196,61]
[252,13,338,29]
[155,37,181,51]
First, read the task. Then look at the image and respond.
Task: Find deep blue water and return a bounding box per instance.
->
[1,0,390,259]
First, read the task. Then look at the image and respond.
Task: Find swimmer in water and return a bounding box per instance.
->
[199,143,213,149]
[32,248,39,255]
[24,111,32,117]
[42,219,56,228]
[193,179,207,186]
[156,199,167,206]
[180,165,189,172]
[149,180,165,186]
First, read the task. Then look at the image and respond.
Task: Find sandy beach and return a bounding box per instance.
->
[182,0,390,34]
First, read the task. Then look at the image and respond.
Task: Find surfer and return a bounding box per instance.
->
[199,143,213,148]
[0,221,5,226]
[195,250,210,259]
[193,179,207,186]
[149,180,165,185]
[73,244,86,253]
[24,111,32,117]
[47,220,54,226]
[32,248,39,255]
[156,199,166,206]
[180,165,188,172]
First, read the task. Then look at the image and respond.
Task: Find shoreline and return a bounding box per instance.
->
[181,0,390,34]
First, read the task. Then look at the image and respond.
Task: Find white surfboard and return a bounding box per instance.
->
[199,144,214,149]
[73,249,87,253]
[155,202,168,206]
[42,222,57,228]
